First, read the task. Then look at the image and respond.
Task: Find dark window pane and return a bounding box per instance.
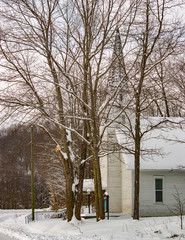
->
[156,191,163,202]
[155,179,163,190]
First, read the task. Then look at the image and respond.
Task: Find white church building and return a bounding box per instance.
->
[101,117,185,217]
[100,29,185,217]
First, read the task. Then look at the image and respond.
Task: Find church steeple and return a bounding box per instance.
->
[108,28,129,127]
[108,28,127,95]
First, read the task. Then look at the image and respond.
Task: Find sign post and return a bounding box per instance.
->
[87,189,91,214]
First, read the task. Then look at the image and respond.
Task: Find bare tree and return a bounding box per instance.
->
[1,0,183,222]
[169,186,185,229]
[116,0,185,220]
[144,50,185,117]
[0,0,132,221]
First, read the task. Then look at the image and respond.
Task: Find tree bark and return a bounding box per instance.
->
[91,113,105,221]
[75,162,86,220]
[133,96,141,220]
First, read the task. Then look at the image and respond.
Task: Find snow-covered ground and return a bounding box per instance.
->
[0,209,185,240]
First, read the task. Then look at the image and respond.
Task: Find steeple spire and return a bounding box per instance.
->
[107,28,129,127]
[108,28,127,95]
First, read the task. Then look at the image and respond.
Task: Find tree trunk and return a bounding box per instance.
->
[64,178,74,221]
[93,167,100,221]
[75,162,85,220]
[91,131,105,221]
[96,155,105,219]
[31,126,35,221]
[63,158,74,221]
[133,93,141,220]
[133,135,140,219]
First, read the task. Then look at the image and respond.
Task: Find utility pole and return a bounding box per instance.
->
[31,126,35,221]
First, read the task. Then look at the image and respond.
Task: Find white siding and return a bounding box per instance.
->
[100,155,108,187]
[140,171,185,216]
[100,127,108,186]
[107,151,122,212]
[100,127,122,213]
[121,154,132,214]
[107,129,122,212]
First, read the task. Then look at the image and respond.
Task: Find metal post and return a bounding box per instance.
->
[87,189,90,214]
[107,194,109,220]
[104,192,109,220]
[31,126,35,221]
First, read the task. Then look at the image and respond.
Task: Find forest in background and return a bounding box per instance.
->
[0,124,94,210]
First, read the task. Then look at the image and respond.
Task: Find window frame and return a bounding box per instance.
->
[154,176,164,203]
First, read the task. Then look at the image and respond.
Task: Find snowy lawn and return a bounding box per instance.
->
[0,210,185,240]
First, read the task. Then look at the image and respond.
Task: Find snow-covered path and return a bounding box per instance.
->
[0,232,18,240]
[1,210,185,239]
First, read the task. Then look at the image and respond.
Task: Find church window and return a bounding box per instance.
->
[155,177,163,203]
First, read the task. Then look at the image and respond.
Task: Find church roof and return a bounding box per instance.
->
[116,117,185,171]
